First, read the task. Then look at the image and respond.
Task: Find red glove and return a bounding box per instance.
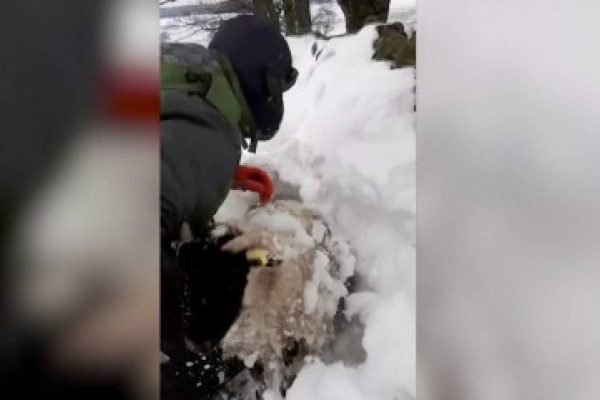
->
[233,165,274,203]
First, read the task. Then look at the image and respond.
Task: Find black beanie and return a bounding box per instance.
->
[209,15,295,140]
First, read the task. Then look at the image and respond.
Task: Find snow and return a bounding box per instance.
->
[246,207,315,249]
[160,0,199,8]
[388,0,416,35]
[213,190,256,223]
[389,0,417,14]
[303,280,319,315]
[310,1,346,36]
[285,296,414,400]
[287,291,415,400]
[243,352,259,368]
[160,13,239,44]
[246,25,416,399]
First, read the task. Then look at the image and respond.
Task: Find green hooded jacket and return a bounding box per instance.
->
[160,43,256,244]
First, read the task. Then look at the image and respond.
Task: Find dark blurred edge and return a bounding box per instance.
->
[0,1,155,398]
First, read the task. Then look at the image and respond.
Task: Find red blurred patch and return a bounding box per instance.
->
[98,68,159,130]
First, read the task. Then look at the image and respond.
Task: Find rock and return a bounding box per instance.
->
[373,22,416,69]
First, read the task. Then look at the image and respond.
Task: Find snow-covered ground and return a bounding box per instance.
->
[161,5,416,399]
[388,0,416,33]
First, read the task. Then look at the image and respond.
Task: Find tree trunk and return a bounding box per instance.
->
[338,0,391,33]
[253,0,280,30]
[283,0,312,36]
[283,0,297,35]
[296,0,312,35]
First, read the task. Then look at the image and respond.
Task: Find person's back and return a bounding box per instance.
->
[160,14,297,245]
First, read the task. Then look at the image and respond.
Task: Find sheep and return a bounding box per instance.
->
[218,200,352,392]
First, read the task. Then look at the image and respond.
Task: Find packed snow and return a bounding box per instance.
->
[161,5,416,398]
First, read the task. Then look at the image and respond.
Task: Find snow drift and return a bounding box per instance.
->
[243,25,416,399]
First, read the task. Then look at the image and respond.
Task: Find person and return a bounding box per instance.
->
[160,15,298,398]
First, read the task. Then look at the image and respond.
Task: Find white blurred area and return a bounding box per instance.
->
[11,131,159,392]
[419,0,600,399]
[104,0,159,71]
[5,0,159,398]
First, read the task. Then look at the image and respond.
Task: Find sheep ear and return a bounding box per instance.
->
[180,222,193,243]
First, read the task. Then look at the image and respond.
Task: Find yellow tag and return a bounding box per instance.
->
[246,249,269,267]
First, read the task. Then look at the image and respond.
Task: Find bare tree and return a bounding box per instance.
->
[282,0,296,34]
[337,0,391,33]
[296,0,311,34]
[162,0,321,39]
[162,0,256,42]
[282,0,312,35]
[313,5,337,37]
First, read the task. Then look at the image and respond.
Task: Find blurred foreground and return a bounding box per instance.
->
[0,1,159,398]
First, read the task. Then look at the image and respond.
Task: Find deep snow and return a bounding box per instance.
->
[246,26,415,400]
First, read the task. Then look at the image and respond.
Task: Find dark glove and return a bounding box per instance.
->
[177,234,250,346]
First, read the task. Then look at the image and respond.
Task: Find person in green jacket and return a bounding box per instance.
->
[161,16,298,244]
[160,15,298,397]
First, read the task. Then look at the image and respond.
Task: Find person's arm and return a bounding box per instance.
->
[160,103,242,243]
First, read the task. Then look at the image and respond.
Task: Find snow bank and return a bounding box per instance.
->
[245,25,416,399]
